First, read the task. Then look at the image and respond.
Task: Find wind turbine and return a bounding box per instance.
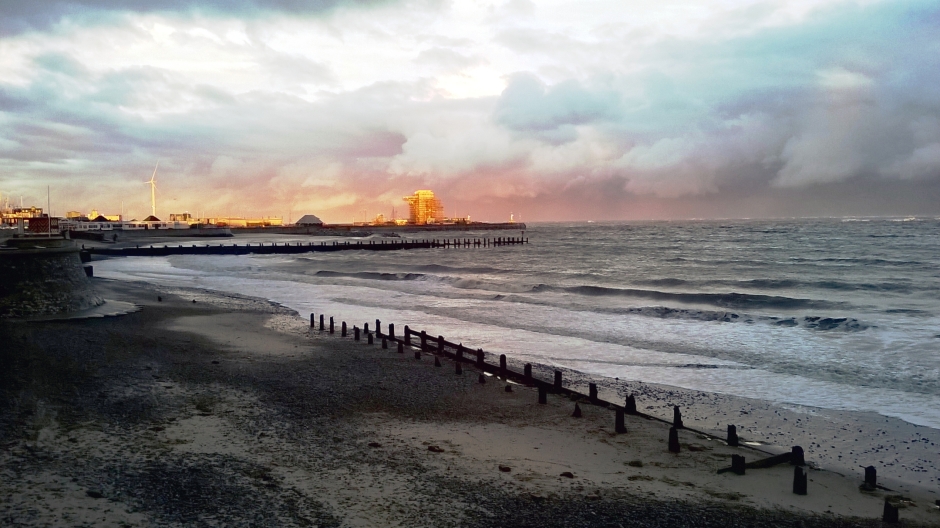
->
[145,162,158,218]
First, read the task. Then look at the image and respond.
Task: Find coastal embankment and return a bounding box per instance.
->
[2,280,937,526]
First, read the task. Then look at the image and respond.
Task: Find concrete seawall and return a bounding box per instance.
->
[0,245,104,318]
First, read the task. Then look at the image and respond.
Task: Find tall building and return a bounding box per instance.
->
[403,190,444,224]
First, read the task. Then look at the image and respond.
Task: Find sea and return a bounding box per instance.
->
[93,218,940,431]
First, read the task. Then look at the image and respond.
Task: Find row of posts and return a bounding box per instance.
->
[308,311,903,523]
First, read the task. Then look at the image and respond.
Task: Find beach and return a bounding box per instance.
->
[2,279,938,526]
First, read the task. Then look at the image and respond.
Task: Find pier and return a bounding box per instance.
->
[81,236,527,259]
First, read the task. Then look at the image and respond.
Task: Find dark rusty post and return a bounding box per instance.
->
[397,342,404,354]
[499,354,507,378]
[319,314,325,331]
[524,363,532,381]
[382,337,388,349]
[572,403,582,418]
[673,406,683,428]
[364,322,369,334]
[330,317,334,334]
[727,425,739,447]
[420,331,427,351]
[388,323,395,339]
[554,370,562,391]
[589,383,598,404]
[668,427,680,453]
[476,349,484,368]
[310,313,315,327]
[375,319,381,336]
[367,332,373,345]
[615,409,626,434]
[404,325,411,345]
[354,326,360,341]
[341,321,347,337]
[437,336,445,355]
[415,348,421,360]
[790,446,805,466]
[883,499,899,523]
[793,466,807,495]
[864,466,877,490]
[626,394,637,414]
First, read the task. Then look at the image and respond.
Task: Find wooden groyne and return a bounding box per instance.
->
[81,236,527,259]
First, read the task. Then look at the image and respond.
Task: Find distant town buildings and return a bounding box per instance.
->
[403,190,444,225]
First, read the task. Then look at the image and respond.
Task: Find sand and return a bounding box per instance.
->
[1,279,938,527]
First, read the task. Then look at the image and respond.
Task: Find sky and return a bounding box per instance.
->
[0,0,939,222]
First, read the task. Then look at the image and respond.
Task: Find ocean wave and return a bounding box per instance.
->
[597,306,870,331]
[538,284,837,310]
[314,270,427,281]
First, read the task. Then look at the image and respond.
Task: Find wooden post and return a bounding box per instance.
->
[415,348,421,360]
[476,349,484,368]
[727,425,739,447]
[626,394,637,414]
[793,466,807,495]
[673,406,683,428]
[499,354,507,378]
[420,331,427,351]
[319,314,325,331]
[790,446,805,466]
[455,358,462,375]
[668,427,680,453]
[538,385,547,404]
[437,336,444,355]
[310,313,315,327]
[434,356,441,367]
[572,403,582,418]
[330,317,334,334]
[615,409,626,434]
[479,373,486,384]
[524,363,532,380]
[883,499,899,523]
[341,321,346,337]
[397,342,404,354]
[375,319,381,337]
[589,383,598,403]
[864,466,877,490]
[367,332,373,345]
[404,326,411,345]
[731,455,745,475]
[382,337,388,349]
[553,371,563,391]
[364,322,369,334]
[388,323,395,339]
[354,326,360,341]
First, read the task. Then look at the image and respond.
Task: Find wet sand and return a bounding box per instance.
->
[1,279,938,526]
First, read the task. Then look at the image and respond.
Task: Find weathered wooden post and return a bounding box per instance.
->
[434,356,441,367]
[793,466,807,495]
[626,394,637,414]
[589,383,598,404]
[404,326,411,345]
[864,466,877,490]
[727,425,739,447]
[437,336,444,355]
[415,348,421,360]
[376,319,381,336]
[319,314,325,331]
[883,498,899,523]
[382,338,388,349]
[668,427,680,453]
[476,349,484,368]
[354,326,360,341]
[330,317,334,334]
[397,342,404,354]
[499,354,507,378]
[731,455,745,475]
[538,385,547,404]
[673,406,683,428]
[554,370,562,391]
[455,358,462,375]
[615,409,627,433]
[420,331,427,350]
[364,322,369,334]
[310,313,315,327]
[790,446,805,466]
[524,363,532,381]
[367,332,373,345]
[572,403,582,418]
[388,323,395,339]
[341,321,347,337]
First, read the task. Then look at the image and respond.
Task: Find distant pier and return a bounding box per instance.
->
[82,236,528,259]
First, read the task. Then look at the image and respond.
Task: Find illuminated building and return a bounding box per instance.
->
[402,190,444,224]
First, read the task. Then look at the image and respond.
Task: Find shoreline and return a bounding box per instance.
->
[2,279,938,526]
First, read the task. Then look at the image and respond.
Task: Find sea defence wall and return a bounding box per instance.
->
[0,241,104,318]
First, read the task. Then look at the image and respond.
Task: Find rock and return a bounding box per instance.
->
[211,360,219,364]
[504,385,512,393]
[86,490,104,499]
[499,465,511,472]
[368,442,382,448]
[560,472,574,478]
[428,445,445,453]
